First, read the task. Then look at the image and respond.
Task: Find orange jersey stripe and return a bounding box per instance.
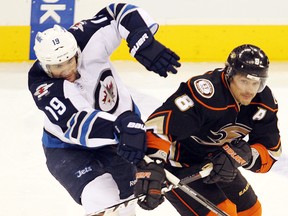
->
[175,142,181,161]
[221,71,229,89]
[269,138,281,150]
[250,102,278,112]
[146,131,170,153]
[171,189,199,215]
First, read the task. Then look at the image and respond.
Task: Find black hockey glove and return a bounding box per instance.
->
[223,140,252,167]
[203,140,252,184]
[127,27,181,78]
[114,111,147,164]
[203,150,239,184]
[135,159,166,210]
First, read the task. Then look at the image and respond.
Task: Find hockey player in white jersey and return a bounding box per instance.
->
[28,3,180,215]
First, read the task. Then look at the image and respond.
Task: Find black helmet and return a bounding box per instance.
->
[225,44,269,92]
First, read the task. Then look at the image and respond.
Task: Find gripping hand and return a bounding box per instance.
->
[135,159,166,210]
[222,140,252,167]
[127,27,181,77]
[114,111,147,164]
[203,140,252,184]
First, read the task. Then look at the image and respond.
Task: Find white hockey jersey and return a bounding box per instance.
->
[28,3,158,149]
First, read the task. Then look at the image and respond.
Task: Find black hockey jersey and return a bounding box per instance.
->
[28,3,158,149]
[146,69,281,173]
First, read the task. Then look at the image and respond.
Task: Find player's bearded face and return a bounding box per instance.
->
[47,56,79,82]
[229,74,260,105]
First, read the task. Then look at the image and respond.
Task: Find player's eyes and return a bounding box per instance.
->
[240,79,248,84]
[55,65,63,68]
[252,82,260,87]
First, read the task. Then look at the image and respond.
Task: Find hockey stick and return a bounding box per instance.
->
[144,156,229,216]
[180,162,213,184]
[88,157,213,216]
[88,195,144,216]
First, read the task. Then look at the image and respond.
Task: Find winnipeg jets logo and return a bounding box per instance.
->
[95,70,119,113]
[34,83,54,100]
[101,80,115,104]
[75,166,92,178]
[191,123,251,146]
[70,21,86,31]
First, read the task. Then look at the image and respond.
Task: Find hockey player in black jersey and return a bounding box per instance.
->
[28,3,180,215]
[135,44,281,215]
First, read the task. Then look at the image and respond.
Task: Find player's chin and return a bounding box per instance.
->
[66,74,78,82]
[238,94,254,105]
[240,99,253,106]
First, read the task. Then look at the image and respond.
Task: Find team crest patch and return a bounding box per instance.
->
[70,21,86,31]
[34,83,54,100]
[94,69,119,113]
[194,79,214,98]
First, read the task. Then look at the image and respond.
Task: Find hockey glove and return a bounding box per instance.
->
[242,145,262,172]
[127,27,181,77]
[203,151,239,184]
[223,140,252,167]
[203,140,252,184]
[114,111,147,164]
[135,159,166,210]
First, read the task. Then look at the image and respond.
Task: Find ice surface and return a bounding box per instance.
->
[0,61,287,216]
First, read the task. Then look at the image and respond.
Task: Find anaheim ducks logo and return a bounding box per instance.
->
[194,79,214,98]
[191,123,252,146]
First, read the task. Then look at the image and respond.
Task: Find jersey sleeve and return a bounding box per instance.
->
[245,88,282,173]
[69,3,158,57]
[106,3,158,39]
[145,82,203,160]
[29,76,117,148]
